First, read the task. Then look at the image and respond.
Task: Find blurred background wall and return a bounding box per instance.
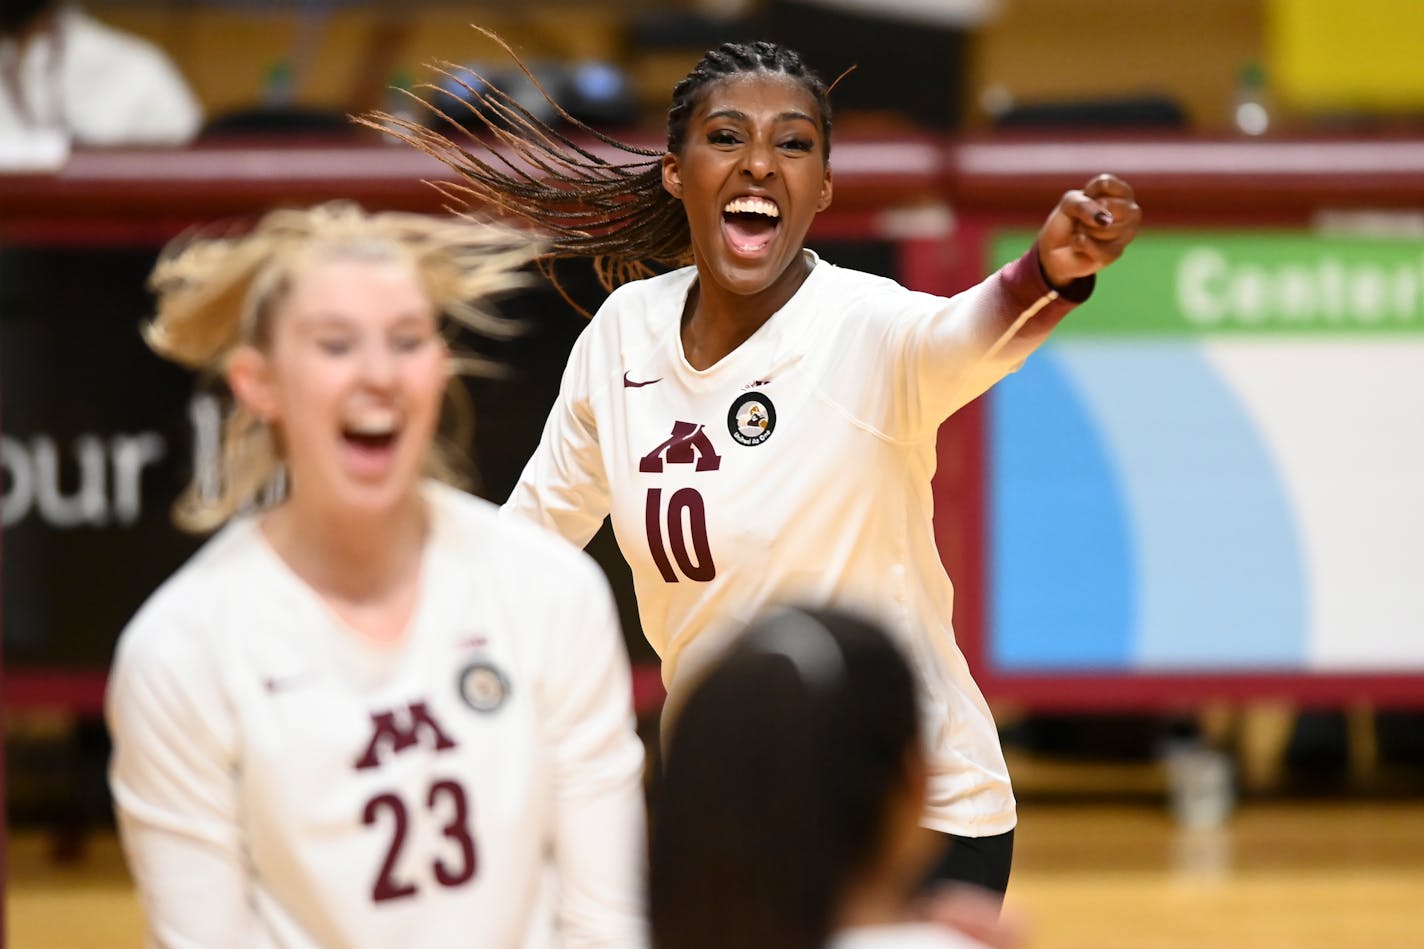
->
[71,0,1424,136]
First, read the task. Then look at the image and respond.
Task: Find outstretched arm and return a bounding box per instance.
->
[859,174,1141,439]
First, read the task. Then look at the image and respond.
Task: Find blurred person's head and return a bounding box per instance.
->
[650,606,930,949]
[144,202,539,531]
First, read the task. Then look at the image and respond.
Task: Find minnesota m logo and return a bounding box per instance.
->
[354,701,457,771]
[639,421,722,473]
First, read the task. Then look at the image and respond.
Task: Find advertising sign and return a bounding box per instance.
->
[989,232,1424,672]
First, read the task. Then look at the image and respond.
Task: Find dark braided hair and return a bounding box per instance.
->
[358,29,833,306]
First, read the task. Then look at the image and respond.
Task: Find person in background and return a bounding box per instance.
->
[369,33,1140,904]
[0,1,201,145]
[105,202,647,948]
[650,606,1019,949]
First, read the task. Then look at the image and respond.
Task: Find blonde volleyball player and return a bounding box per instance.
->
[105,204,647,948]
[373,37,1140,900]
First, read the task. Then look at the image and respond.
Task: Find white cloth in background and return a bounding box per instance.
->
[0,4,201,146]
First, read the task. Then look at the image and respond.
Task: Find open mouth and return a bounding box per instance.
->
[722,195,781,256]
[344,430,396,450]
[341,412,401,475]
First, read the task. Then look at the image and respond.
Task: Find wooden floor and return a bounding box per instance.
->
[8,799,1423,948]
[1008,800,1424,949]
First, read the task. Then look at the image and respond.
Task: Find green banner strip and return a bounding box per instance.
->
[991,231,1424,336]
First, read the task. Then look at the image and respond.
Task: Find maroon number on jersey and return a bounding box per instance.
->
[363,779,478,903]
[429,779,477,887]
[646,487,715,582]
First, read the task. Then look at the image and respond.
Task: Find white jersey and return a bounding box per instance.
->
[107,482,648,949]
[504,248,1084,837]
[830,922,990,949]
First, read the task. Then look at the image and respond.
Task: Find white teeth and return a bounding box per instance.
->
[723,196,780,218]
[346,411,398,436]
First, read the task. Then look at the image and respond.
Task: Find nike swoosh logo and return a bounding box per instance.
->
[264,672,314,694]
[623,371,662,388]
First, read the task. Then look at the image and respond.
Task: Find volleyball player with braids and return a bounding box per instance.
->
[105,203,647,948]
[372,35,1141,900]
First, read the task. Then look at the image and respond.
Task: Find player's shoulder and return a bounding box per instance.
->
[600,264,698,312]
[111,519,263,679]
[814,257,905,294]
[807,257,932,321]
[429,483,607,590]
[590,266,697,336]
[563,267,697,391]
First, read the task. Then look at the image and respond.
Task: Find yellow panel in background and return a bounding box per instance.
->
[1268,0,1424,113]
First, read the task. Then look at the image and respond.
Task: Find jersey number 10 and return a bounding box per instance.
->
[645,487,716,582]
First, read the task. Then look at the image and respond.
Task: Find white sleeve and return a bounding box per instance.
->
[538,558,649,947]
[106,618,252,949]
[502,324,612,548]
[862,245,1092,440]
